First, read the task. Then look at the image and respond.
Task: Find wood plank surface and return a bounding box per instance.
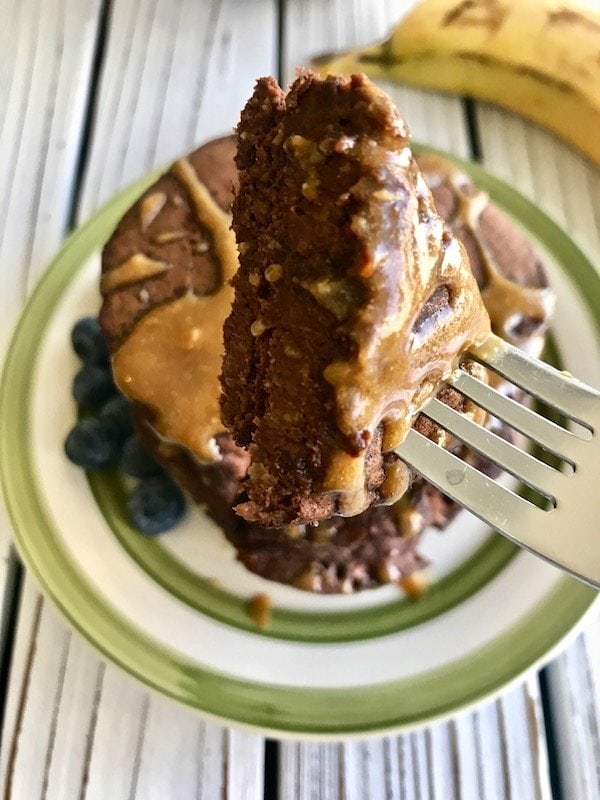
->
[279,680,550,800]
[1,0,599,797]
[0,0,103,685]
[0,1,275,797]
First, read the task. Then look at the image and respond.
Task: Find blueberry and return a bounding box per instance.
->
[99,394,134,441]
[71,317,110,365]
[127,475,185,535]
[120,436,163,478]
[72,365,116,410]
[64,418,122,470]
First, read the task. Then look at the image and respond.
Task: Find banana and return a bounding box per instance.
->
[313,0,600,165]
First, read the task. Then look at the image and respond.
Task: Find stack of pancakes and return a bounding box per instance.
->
[100,136,553,594]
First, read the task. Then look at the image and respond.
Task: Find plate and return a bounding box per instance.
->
[1,154,599,739]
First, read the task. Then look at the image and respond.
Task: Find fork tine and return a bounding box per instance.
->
[469,334,600,427]
[448,370,580,462]
[396,429,545,537]
[423,398,566,498]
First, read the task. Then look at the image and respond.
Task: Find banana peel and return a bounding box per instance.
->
[313,0,600,165]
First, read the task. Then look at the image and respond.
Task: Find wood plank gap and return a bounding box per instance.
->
[0,1,20,139]
[221,727,229,800]
[66,0,113,231]
[39,629,73,800]
[126,693,150,800]
[383,737,395,800]
[1,595,42,800]
[337,743,346,800]
[448,721,463,800]
[409,734,422,800]
[76,662,106,800]
[396,736,408,800]
[0,552,23,748]
[276,0,285,86]
[495,698,514,800]
[580,638,600,784]
[146,0,187,167]
[0,0,42,248]
[424,730,436,800]
[263,739,278,800]
[76,0,141,216]
[462,98,482,163]
[537,668,567,800]
[18,0,66,294]
[184,0,223,149]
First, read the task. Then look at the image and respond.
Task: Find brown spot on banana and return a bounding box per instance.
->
[359,38,407,66]
[442,0,507,32]
[547,9,600,34]
[456,52,575,94]
[358,48,577,97]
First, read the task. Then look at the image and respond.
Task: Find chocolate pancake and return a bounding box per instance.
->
[100,135,553,595]
[221,73,491,527]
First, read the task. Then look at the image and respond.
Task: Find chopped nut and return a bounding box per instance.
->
[301,180,319,200]
[400,509,423,539]
[286,135,324,164]
[431,428,448,448]
[101,253,167,294]
[250,319,267,337]
[283,344,300,358]
[318,138,335,155]
[333,134,357,153]
[377,559,401,584]
[153,229,186,244]
[238,242,249,255]
[285,524,306,539]
[248,272,261,287]
[139,191,167,230]
[192,240,209,254]
[301,278,357,321]
[294,566,321,592]
[184,327,201,348]
[399,571,429,599]
[246,593,273,629]
[138,288,150,303]
[265,263,283,282]
[462,359,488,383]
[373,189,394,201]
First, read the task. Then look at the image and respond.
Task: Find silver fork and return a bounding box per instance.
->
[395,333,600,588]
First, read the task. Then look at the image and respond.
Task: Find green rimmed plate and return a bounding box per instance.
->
[1,153,599,738]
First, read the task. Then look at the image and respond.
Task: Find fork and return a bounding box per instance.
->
[395,333,600,589]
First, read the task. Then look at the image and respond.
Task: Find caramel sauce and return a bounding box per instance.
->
[416,153,555,347]
[246,593,273,629]
[113,294,226,460]
[321,143,491,514]
[111,157,238,463]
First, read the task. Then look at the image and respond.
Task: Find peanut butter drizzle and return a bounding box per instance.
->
[415,153,555,348]
[112,157,238,463]
[321,144,491,515]
[100,253,167,294]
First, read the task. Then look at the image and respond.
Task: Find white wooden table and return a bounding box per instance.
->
[0,1,599,797]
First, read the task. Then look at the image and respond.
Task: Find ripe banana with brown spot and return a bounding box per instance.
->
[313,0,600,165]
